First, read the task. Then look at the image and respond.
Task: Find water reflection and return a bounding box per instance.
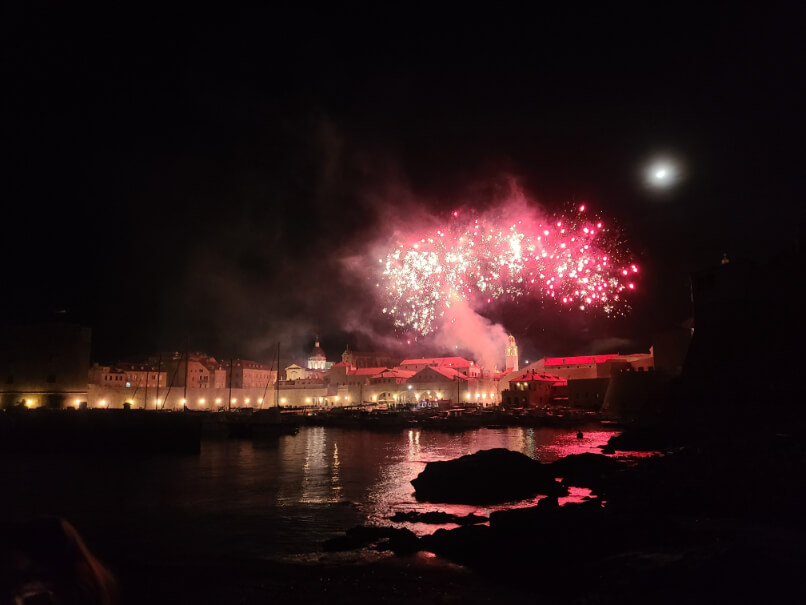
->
[358,425,619,534]
[0,425,622,560]
[331,442,343,502]
[407,429,421,461]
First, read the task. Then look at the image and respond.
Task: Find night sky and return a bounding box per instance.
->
[3,4,803,364]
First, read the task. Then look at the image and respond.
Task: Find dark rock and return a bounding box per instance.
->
[456,513,489,525]
[550,453,623,489]
[322,534,361,552]
[322,525,408,552]
[571,497,605,511]
[411,448,566,504]
[603,423,684,453]
[420,525,495,567]
[389,511,488,525]
[375,528,421,555]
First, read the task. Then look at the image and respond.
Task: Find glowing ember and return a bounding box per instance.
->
[378,203,638,335]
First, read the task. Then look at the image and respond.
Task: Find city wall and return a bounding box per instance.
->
[88,385,286,410]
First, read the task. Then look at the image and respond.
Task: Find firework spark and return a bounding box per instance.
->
[378,203,638,335]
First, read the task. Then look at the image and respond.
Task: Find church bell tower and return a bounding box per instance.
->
[505,335,518,373]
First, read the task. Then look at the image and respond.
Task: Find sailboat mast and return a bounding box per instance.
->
[161,354,182,409]
[183,348,188,406]
[228,357,234,412]
[155,352,162,410]
[143,366,149,411]
[275,342,280,408]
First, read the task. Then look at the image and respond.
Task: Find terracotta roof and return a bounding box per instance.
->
[410,365,467,380]
[353,366,389,376]
[399,357,472,367]
[375,369,416,378]
[544,355,618,366]
[433,366,466,379]
[510,370,567,384]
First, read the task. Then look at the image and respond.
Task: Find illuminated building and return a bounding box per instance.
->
[498,352,655,412]
[284,364,307,380]
[501,371,567,408]
[398,357,481,377]
[285,363,327,382]
[90,362,167,388]
[405,365,467,406]
[88,352,275,409]
[325,363,388,405]
[89,360,167,409]
[308,339,330,370]
[155,352,227,389]
[327,363,388,386]
[177,355,226,389]
[368,369,415,406]
[226,359,276,389]
[370,368,415,385]
[275,377,334,408]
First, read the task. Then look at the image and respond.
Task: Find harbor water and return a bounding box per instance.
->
[0,425,619,566]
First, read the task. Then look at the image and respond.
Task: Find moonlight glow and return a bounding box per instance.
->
[646,159,679,188]
[377,204,638,336]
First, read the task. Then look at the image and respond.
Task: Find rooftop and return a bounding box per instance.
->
[544,355,618,366]
[510,370,567,385]
[399,357,472,367]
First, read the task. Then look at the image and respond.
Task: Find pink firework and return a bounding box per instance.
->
[378,203,638,335]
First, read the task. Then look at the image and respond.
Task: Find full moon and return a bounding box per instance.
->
[646,159,679,188]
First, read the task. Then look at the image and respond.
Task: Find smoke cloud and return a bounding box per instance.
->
[133,116,641,370]
[339,176,545,370]
[429,299,510,371]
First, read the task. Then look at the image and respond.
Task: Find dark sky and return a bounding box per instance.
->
[3,3,803,364]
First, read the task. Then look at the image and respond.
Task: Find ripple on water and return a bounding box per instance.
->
[0,425,639,557]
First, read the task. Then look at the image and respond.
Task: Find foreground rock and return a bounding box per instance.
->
[411,448,566,503]
[550,452,623,491]
[389,511,488,525]
[322,525,419,555]
[326,434,806,602]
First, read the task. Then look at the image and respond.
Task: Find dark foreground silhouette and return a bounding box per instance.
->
[0,516,118,605]
[326,432,806,604]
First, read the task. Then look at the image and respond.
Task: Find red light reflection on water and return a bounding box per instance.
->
[362,425,627,536]
[559,486,594,506]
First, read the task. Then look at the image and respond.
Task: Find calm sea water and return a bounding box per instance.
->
[0,425,619,564]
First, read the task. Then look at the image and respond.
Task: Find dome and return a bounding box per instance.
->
[310,339,326,360]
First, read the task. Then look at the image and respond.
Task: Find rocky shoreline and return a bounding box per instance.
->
[323,422,806,603]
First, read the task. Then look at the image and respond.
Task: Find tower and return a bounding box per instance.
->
[308,338,327,370]
[505,335,518,373]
